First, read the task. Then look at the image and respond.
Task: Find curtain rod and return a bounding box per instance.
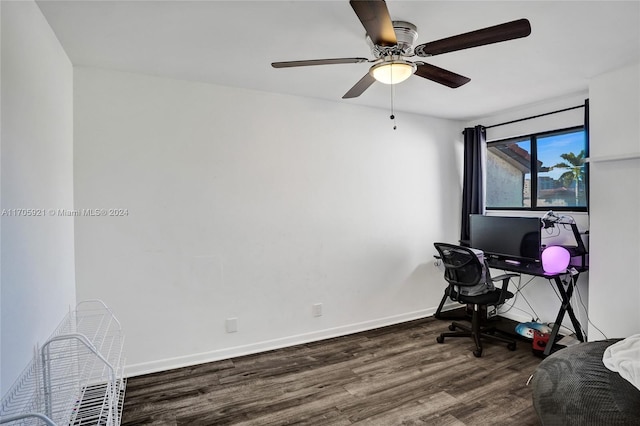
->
[483,104,585,130]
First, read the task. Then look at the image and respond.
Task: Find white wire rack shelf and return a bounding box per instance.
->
[1,300,126,426]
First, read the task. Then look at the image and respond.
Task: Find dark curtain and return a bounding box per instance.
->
[460,125,485,245]
[584,98,590,208]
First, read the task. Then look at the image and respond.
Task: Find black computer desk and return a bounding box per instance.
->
[487,258,587,356]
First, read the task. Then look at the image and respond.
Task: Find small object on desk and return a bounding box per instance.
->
[541,245,571,274]
[504,259,521,265]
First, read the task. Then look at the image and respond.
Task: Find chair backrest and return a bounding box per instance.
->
[434,243,483,286]
[434,243,494,298]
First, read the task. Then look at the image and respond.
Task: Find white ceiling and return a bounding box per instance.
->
[36,0,640,121]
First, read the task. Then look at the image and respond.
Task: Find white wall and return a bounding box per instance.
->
[73,67,463,376]
[588,62,640,339]
[464,91,591,333]
[0,0,75,396]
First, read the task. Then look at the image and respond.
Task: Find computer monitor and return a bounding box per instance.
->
[469,215,542,262]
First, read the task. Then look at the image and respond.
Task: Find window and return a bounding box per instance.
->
[486,127,587,210]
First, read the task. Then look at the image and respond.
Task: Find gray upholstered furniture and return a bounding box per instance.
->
[531,340,640,425]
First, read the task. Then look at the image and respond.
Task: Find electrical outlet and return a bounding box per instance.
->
[225,317,238,333]
[312,303,322,317]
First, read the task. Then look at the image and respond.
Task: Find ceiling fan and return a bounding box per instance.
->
[271,0,531,99]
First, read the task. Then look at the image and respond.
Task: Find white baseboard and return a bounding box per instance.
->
[125,308,437,377]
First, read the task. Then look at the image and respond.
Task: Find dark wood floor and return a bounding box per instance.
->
[121,315,542,425]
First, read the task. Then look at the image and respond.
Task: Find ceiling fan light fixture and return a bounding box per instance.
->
[370,60,415,85]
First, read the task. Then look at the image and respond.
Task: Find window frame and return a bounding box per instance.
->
[486,125,589,212]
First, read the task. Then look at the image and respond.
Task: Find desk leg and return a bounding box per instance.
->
[544,274,585,356]
[561,274,585,343]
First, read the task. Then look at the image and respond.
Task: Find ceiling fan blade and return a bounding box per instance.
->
[342,73,377,98]
[414,18,531,57]
[272,58,370,68]
[414,62,470,88]
[349,0,397,47]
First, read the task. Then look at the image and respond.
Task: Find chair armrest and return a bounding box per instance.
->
[491,273,519,303]
[491,273,519,282]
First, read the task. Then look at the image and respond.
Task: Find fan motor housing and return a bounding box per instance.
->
[368,21,418,57]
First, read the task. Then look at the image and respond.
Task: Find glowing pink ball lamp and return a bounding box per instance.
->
[541,246,571,274]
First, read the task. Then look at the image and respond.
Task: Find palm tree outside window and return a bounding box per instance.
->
[550,150,586,206]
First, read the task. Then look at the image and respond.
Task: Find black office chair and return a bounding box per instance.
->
[433,242,519,357]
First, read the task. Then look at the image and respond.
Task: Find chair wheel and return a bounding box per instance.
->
[436,335,444,344]
[508,342,517,351]
[448,324,456,331]
[473,349,483,357]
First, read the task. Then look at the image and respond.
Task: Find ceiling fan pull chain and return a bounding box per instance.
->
[390,71,397,130]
